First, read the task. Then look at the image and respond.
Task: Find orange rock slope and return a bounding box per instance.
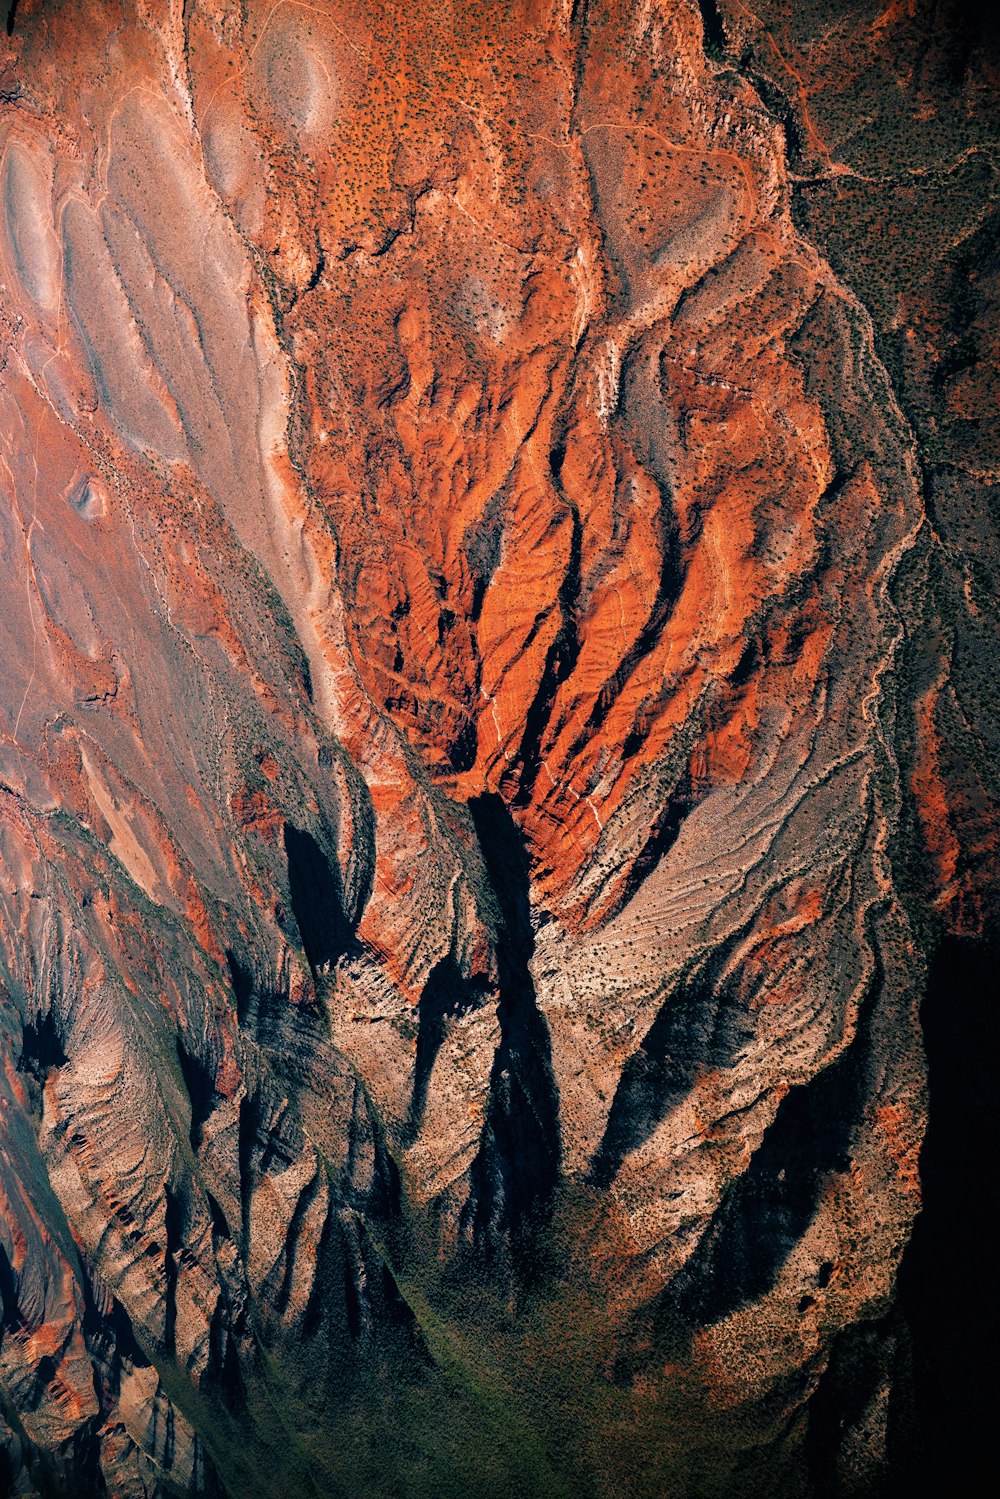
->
[0,1,994,1495]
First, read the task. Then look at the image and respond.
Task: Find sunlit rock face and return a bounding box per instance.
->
[0,1,995,1495]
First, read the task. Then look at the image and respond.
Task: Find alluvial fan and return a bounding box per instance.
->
[1,2,997,1495]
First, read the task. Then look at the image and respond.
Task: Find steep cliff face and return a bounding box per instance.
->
[0,2,993,1495]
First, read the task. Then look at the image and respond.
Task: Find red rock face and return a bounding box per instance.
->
[0,2,994,1495]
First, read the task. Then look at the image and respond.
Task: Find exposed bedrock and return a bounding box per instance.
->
[0,1,995,1494]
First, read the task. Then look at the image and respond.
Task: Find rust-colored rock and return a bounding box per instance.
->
[0,2,996,1495]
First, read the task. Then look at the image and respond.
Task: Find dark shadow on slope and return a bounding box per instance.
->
[893,930,1000,1493]
[464,795,561,1250]
[590,940,753,1190]
[408,954,489,1141]
[206,1296,248,1418]
[806,1307,922,1499]
[463,486,506,624]
[617,965,881,1382]
[226,949,291,1041]
[666,1015,866,1330]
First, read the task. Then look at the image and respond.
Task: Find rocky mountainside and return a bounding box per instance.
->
[0,2,996,1495]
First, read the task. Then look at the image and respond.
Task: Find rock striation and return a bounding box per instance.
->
[0,1,996,1495]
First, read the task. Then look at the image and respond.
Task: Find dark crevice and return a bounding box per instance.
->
[673,1049,860,1325]
[163,1186,182,1358]
[5,1,17,38]
[18,1012,68,1082]
[344,1223,422,1346]
[574,474,684,754]
[112,1296,152,1371]
[361,1106,403,1222]
[337,1079,399,1224]
[602,770,696,919]
[226,949,255,1026]
[66,1429,107,1499]
[207,1299,246,1414]
[342,1227,363,1341]
[464,795,561,1251]
[447,713,478,774]
[206,1192,232,1243]
[237,1096,256,1251]
[304,248,325,294]
[0,1245,21,1335]
[729,636,761,691]
[749,67,803,170]
[696,0,727,59]
[282,823,353,974]
[315,1213,422,1364]
[176,1038,216,1151]
[511,468,582,808]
